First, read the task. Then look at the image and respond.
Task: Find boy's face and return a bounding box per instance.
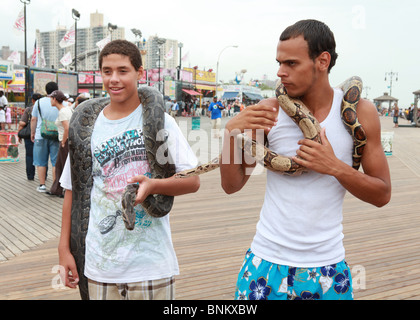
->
[101,54,144,106]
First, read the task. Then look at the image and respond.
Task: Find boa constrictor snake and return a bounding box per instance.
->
[174,76,366,178]
[68,86,175,300]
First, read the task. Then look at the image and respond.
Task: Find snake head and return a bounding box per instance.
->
[121,183,139,231]
[275,79,287,98]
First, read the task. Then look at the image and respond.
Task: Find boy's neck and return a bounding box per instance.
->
[104,96,141,120]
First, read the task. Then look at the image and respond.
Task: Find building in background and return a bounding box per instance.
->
[143,35,179,71]
[34,11,125,71]
[0,46,25,65]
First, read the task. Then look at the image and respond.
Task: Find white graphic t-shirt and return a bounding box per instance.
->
[60,104,197,283]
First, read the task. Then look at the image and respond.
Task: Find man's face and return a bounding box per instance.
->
[276,35,317,98]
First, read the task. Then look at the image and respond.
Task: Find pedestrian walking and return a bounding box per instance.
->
[30,81,60,193]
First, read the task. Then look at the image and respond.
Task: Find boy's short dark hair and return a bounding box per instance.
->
[99,40,142,70]
[280,19,338,73]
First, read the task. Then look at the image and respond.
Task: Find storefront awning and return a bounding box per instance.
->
[182,89,202,96]
[243,92,264,101]
[222,92,240,100]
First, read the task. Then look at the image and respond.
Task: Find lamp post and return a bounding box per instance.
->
[20,0,30,107]
[72,9,80,72]
[216,45,238,98]
[193,66,198,91]
[177,42,183,81]
[131,28,142,48]
[108,23,118,41]
[156,37,166,93]
[384,71,398,97]
[363,86,371,99]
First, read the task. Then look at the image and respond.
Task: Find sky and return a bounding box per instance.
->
[1,0,419,107]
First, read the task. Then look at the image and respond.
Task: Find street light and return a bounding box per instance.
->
[384,71,398,97]
[193,66,198,91]
[131,29,142,53]
[108,23,118,40]
[72,9,80,72]
[20,0,30,66]
[216,45,238,98]
[156,37,166,93]
[20,0,30,107]
[177,42,183,81]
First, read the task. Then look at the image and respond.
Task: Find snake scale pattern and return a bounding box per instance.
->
[68,86,175,300]
[174,76,366,178]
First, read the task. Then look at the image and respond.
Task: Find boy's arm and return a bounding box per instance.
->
[58,190,79,288]
[128,175,200,206]
[220,98,278,194]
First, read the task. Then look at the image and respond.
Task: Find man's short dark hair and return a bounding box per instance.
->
[280,19,338,73]
[45,82,59,95]
[99,40,142,70]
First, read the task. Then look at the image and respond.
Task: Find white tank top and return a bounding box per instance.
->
[251,88,353,267]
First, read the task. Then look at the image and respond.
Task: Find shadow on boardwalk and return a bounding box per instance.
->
[0,116,419,300]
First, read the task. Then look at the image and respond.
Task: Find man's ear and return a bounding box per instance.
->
[316,52,331,72]
[137,66,144,80]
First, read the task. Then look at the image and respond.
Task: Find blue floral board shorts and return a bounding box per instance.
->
[235,249,353,300]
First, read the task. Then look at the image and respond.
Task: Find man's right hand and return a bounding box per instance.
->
[225,98,279,137]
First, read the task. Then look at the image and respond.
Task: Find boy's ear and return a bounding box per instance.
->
[137,66,144,80]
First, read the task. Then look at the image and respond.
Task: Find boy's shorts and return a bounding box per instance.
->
[235,249,353,300]
[88,277,175,300]
[33,138,59,167]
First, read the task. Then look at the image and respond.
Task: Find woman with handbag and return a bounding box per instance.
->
[18,93,42,181]
[47,90,73,197]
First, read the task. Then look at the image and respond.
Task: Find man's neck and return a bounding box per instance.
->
[301,81,334,123]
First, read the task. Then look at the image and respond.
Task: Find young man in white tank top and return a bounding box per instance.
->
[220,19,391,300]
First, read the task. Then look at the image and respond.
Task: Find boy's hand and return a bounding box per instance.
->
[127,175,154,206]
[58,248,79,289]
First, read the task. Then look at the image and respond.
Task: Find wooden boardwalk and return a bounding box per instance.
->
[0,116,420,300]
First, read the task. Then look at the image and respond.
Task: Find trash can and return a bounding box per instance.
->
[0,131,19,162]
[192,116,200,130]
[381,131,394,156]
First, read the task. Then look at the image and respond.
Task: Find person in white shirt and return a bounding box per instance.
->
[58,40,200,300]
[220,19,391,300]
[47,90,73,197]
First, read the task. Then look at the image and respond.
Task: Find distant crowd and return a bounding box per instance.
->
[165,96,251,118]
[16,81,90,197]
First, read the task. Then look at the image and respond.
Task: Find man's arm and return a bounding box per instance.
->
[294,99,391,207]
[220,99,278,194]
